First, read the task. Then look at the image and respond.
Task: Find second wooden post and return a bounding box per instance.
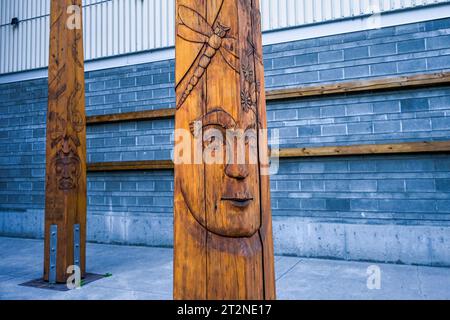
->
[174,0,276,299]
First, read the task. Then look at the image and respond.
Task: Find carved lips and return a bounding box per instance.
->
[221,195,254,208]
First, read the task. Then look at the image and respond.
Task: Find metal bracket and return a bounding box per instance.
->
[74,224,80,268]
[49,225,57,284]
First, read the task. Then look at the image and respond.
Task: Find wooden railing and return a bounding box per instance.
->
[88,160,174,172]
[86,141,450,172]
[86,72,450,124]
[87,108,175,125]
[85,72,450,172]
[266,72,450,100]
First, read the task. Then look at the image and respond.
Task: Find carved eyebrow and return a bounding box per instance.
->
[190,108,236,134]
[246,122,257,131]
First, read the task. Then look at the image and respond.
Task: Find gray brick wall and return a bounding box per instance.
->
[88,171,173,216]
[87,119,174,163]
[85,60,175,115]
[271,155,450,225]
[1,18,450,261]
[263,18,450,89]
[268,87,450,148]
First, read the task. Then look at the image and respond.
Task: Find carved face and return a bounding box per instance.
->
[183,107,261,238]
[53,148,81,191]
[175,1,261,238]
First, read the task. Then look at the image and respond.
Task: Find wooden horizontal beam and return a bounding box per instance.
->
[265,71,450,101]
[85,73,450,125]
[272,141,450,158]
[86,108,175,125]
[87,160,174,172]
[86,141,450,172]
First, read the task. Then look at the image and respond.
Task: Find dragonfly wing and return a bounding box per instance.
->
[219,46,240,73]
[177,24,209,43]
[211,0,225,26]
[178,5,213,38]
[221,37,239,58]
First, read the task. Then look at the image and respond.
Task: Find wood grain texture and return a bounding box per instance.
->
[85,141,450,173]
[174,0,275,300]
[252,0,276,299]
[273,141,450,158]
[44,0,86,283]
[86,108,175,124]
[87,160,174,171]
[266,72,450,100]
[174,0,208,300]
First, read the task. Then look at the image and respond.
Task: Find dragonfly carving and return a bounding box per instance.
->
[176,1,240,109]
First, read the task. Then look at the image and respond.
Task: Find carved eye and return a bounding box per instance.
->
[245,134,258,146]
[203,135,216,148]
[203,126,226,148]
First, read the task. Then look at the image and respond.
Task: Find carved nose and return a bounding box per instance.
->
[225,163,249,180]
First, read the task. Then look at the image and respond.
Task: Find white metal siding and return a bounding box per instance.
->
[81,0,174,61]
[259,0,450,30]
[0,0,50,74]
[0,0,449,74]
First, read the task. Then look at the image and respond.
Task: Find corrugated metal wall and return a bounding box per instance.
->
[0,0,449,74]
[0,0,176,73]
[0,0,50,74]
[82,0,175,63]
[259,0,450,30]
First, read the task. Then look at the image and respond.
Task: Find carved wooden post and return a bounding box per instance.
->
[44,0,86,283]
[174,0,276,299]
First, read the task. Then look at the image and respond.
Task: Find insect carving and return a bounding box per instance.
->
[176,1,239,109]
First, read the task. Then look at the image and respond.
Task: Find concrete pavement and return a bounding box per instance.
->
[0,237,449,300]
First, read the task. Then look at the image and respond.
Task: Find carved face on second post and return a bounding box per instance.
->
[183,105,261,238]
[175,0,262,238]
